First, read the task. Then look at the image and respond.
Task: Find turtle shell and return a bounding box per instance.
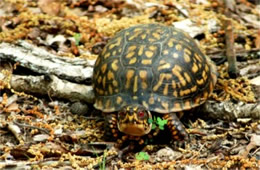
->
[93,24,217,113]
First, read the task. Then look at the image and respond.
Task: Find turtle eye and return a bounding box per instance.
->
[138,111,146,119]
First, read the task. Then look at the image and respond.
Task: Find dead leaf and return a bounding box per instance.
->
[70,41,80,56]
[10,146,35,159]
[27,27,41,40]
[241,13,260,29]
[250,134,260,146]
[239,134,260,158]
[172,19,204,38]
[250,76,260,86]
[38,0,61,16]
[6,103,19,112]
[33,134,50,142]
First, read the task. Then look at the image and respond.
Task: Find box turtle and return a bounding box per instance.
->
[93,23,217,144]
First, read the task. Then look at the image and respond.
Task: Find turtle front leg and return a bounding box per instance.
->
[104,114,119,140]
[104,114,129,147]
[163,113,188,141]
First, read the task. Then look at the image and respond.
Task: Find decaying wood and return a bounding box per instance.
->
[239,59,260,77]
[207,48,259,61]
[203,100,260,120]
[0,72,94,103]
[0,41,96,83]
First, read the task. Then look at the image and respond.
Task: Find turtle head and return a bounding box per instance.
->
[117,105,152,136]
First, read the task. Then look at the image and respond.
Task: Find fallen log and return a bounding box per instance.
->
[0,72,94,103]
[202,100,260,120]
[0,40,96,83]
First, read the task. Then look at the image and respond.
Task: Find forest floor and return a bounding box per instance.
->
[0,0,260,169]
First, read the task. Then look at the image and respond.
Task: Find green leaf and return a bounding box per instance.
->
[74,33,81,46]
[156,117,167,130]
[159,125,165,130]
[142,153,150,160]
[149,116,168,131]
[152,123,156,129]
[148,118,153,124]
[157,118,168,126]
[136,152,150,161]
[156,117,162,122]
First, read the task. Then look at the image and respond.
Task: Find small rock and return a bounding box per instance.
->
[33,134,49,142]
[95,5,108,13]
[70,102,89,115]
[156,147,182,162]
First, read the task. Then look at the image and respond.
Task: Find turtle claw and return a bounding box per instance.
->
[117,142,138,162]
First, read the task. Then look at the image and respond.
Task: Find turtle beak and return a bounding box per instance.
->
[118,123,152,136]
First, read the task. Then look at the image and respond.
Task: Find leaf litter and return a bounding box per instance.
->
[0,0,260,169]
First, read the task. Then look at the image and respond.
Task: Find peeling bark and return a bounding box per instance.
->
[202,100,260,120]
[0,72,94,103]
[0,41,96,83]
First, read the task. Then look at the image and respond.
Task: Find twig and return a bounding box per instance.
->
[13,121,50,134]
[0,157,61,169]
[224,0,238,78]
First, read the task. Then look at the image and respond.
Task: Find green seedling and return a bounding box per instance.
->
[148,116,168,130]
[99,154,106,170]
[135,151,150,161]
[91,146,106,170]
[74,33,81,46]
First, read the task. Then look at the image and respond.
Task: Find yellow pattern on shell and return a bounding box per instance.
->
[93,23,217,113]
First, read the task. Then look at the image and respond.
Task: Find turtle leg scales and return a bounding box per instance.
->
[105,114,134,147]
[104,114,120,139]
[163,113,188,141]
